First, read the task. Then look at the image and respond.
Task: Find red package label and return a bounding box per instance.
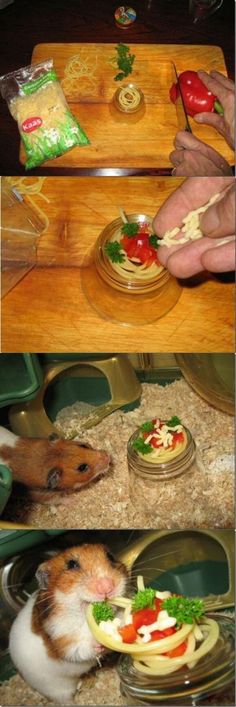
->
[22,117,42,133]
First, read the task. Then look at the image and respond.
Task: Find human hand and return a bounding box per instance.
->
[194,71,235,150]
[170,131,233,176]
[153,177,235,277]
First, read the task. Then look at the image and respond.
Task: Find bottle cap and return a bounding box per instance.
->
[114,7,137,28]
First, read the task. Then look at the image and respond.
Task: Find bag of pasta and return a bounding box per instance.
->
[0,59,90,169]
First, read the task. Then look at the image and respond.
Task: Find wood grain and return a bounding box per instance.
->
[1,177,234,353]
[18,43,233,169]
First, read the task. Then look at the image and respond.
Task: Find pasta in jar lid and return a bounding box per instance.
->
[0,59,90,169]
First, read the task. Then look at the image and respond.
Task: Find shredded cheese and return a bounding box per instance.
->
[158,193,220,248]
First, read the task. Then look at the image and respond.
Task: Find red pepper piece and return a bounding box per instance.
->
[132,608,157,631]
[150,629,166,641]
[170,70,223,117]
[154,597,164,613]
[162,626,177,636]
[172,430,184,448]
[119,624,138,643]
[165,640,188,657]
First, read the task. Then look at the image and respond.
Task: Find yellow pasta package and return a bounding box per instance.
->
[0,59,90,169]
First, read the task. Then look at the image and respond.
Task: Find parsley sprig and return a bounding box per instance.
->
[140,420,155,433]
[105,241,125,263]
[149,234,160,249]
[132,588,156,612]
[121,222,139,237]
[113,43,135,81]
[162,596,205,625]
[132,437,153,455]
[92,602,115,624]
[166,416,182,427]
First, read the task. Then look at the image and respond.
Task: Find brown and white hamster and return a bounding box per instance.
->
[9,544,128,703]
[0,426,110,504]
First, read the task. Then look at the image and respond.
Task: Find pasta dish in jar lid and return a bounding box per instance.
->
[86,576,234,704]
[81,212,182,325]
[127,415,197,514]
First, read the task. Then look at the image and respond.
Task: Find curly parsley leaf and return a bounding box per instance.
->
[114,43,136,81]
[92,602,115,624]
[121,222,139,237]
[166,415,182,427]
[149,234,160,249]
[162,596,205,625]
[132,588,156,612]
[140,420,155,433]
[133,437,153,455]
[105,241,125,263]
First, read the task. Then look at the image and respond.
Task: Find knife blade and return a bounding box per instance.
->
[171,64,192,133]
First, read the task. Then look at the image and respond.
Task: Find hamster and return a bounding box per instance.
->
[9,544,128,703]
[0,426,110,504]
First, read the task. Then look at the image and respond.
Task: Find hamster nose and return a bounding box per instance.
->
[96,578,115,595]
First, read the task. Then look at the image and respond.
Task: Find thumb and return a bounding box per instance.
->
[194,111,222,130]
[200,184,235,238]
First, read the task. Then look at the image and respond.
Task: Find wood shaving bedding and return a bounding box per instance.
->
[158,193,220,247]
[2,380,234,529]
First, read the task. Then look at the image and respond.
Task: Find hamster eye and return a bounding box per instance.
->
[79,443,91,449]
[106,551,117,565]
[67,559,80,570]
[77,463,89,472]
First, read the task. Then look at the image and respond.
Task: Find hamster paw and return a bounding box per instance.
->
[76,680,82,693]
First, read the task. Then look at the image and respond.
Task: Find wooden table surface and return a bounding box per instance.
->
[1,177,234,353]
[16,42,232,170]
[0,0,234,175]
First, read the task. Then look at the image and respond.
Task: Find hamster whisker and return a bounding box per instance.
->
[131,548,179,568]
[128,566,169,580]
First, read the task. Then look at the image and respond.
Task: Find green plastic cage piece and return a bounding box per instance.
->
[0,354,43,408]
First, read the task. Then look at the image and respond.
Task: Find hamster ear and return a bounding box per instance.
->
[36,562,50,590]
[46,467,62,489]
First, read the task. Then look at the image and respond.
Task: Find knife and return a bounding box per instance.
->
[171,64,192,133]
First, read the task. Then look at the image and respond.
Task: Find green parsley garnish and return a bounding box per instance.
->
[132,437,152,455]
[132,588,156,612]
[162,596,205,625]
[121,222,139,237]
[140,420,155,433]
[92,602,115,624]
[114,43,135,81]
[166,415,182,427]
[149,234,160,249]
[105,241,125,263]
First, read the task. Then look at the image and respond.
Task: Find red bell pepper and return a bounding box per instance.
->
[165,640,188,657]
[170,70,223,117]
[132,608,157,631]
[119,624,138,643]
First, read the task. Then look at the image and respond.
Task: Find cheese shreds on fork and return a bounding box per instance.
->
[157,193,220,248]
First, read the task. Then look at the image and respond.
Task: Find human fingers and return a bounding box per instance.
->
[173,131,231,172]
[201,240,235,272]
[159,236,220,277]
[208,71,235,92]
[153,177,234,236]
[170,149,231,176]
[171,154,227,176]
[197,70,230,102]
[200,183,235,238]
[194,110,223,132]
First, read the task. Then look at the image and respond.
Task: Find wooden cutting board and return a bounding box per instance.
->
[19,43,233,169]
[2,177,234,353]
